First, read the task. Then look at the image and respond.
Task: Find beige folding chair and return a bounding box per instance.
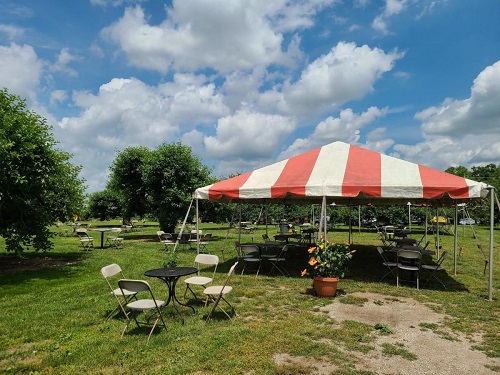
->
[397,249,422,289]
[76,228,94,251]
[118,279,167,342]
[106,228,124,248]
[203,262,238,321]
[183,254,219,301]
[157,231,175,251]
[377,246,398,281]
[101,264,137,321]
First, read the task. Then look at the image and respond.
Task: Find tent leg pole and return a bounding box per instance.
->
[488,187,495,301]
[454,204,458,275]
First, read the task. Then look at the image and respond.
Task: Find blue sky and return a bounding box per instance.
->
[1,0,499,193]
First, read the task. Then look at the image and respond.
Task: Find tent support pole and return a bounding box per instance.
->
[196,198,199,255]
[488,187,495,301]
[454,204,458,275]
[436,207,440,258]
[175,198,194,253]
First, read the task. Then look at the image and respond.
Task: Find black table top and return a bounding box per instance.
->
[144,267,198,278]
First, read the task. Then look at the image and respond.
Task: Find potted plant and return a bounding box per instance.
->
[163,251,178,268]
[301,240,356,297]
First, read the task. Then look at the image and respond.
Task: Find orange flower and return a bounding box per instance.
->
[301,269,307,277]
[308,257,318,266]
[308,246,316,253]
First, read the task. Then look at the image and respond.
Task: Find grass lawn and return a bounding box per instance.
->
[0,221,498,374]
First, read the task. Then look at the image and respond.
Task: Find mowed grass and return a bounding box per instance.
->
[0,221,498,374]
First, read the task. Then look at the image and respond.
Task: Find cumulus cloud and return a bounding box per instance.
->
[394,61,500,169]
[372,0,408,35]
[0,43,43,101]
[50,48,78,77]
[53,75,229,191]
[278,106,388,159]
[204,110,296,163]
[101,1,331,74]
[280,42,403,116]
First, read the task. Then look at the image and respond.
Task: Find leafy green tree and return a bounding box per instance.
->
[86,190,121,221]
[142,142,212,232]
[0,88,85,253]
[107,146,150,222]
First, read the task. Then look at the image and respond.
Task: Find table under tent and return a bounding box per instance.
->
[190,141,496,300]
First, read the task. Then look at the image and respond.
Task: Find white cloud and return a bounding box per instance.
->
[278,106,388,159]
[101,1,332,74]
[204,110,296,163]
[417,60,500,137]
[371,0,408,35]
[393,61,500,170]
[54,75,229,191]
[0,24,24,40]
[50,90,67,106]
[280,42,403,116]
[50,48,78,77]
[0,43,43,101]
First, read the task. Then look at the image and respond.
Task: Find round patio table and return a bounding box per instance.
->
[90,228,111,248]
[144,267,197,324]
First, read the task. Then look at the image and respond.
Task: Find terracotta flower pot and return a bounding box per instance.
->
[313,275,339,298]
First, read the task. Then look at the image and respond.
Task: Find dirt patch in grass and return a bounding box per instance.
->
[320,292,499,374]
[0,254,79,275]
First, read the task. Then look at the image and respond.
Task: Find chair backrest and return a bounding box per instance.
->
[377,246,388,261]
[220,262,238,290]
[118,279,152,294]
[101,263,122,278]
[277,244,289,258]
[194,254,219,267]
[76,229,90,238]
[101,263,125,291]
[241,244,259,255]
[157,230,165,240]
[436,251,448,266]
[397,249,421,263]
[203,233,212,241]
[110,227,122,234]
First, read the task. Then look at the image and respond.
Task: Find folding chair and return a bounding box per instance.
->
[203,262,238,321]
[76,229,94,251]
[101,263,137,321]
[183,254,219,301]
[106,228,124,248]
[377,246,398,281]
[157,231,175,251]
[422,251,448,288]
[397,249,422,289]
[240,244,261,276]
[118,279,167,342]
[267,245,290,276]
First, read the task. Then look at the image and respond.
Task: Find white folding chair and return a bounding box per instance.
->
[157,231,175,251]
[106,228,124,248]
[183,254,219,301]
[101,264,137,321]
[76,228,94,251]
[118,279,167,342]
[203,262,238,321]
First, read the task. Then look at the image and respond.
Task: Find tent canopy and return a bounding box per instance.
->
[194,141,490,206]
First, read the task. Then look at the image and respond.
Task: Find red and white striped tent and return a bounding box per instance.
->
[192,141,495,299]
[194,141,490,205]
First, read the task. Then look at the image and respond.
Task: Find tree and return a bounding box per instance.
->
[142,142,212,232]
[86,190,121,221]
[0,88,85,253]
[107,146,150,222]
